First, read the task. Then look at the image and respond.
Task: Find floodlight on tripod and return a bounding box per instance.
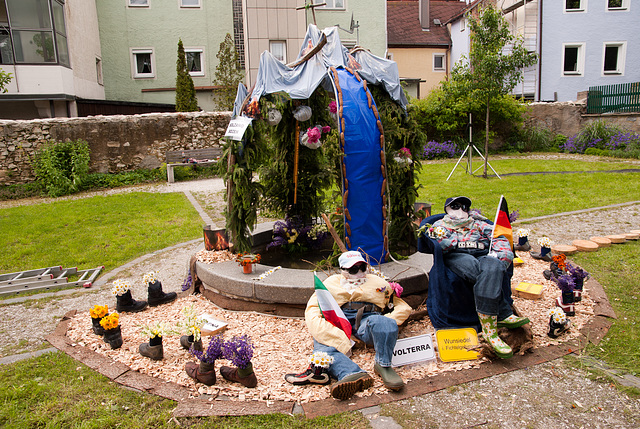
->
[446,113,501,181]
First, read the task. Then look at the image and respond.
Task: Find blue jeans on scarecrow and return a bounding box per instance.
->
[313,309,398,381]
[443,252,513,320]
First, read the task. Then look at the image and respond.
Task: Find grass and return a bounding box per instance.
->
[0,352,369,428]
[0,192,203,276]
[416,157,640,217]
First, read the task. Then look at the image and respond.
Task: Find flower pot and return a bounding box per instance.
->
[103,326,123,349]
[243,263,253,274]
[91,316,106,336]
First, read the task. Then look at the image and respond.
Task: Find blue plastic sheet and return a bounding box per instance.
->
[335,68,386,264]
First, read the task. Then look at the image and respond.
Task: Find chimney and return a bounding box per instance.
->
[420,0,430,31]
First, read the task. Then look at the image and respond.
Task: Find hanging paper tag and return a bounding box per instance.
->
[224,116,253,141]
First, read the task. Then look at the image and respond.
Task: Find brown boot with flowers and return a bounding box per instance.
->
[220,334,257,388]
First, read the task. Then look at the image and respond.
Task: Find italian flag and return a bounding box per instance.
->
[492,195,514,249]
[314,273,352,340]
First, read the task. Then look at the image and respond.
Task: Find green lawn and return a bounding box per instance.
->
[0,192,203,275]
[416,157,640,217]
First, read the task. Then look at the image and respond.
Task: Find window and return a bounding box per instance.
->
[185,48,203,76]
[180,0,200,7]
[4,0,69,65]
[321,0,345,9]
[433,54,445,71]
[270,41,286,63]
[96,57,103,85]
[565,0,585,12]
[132,48,154,78]
[607,0,628,10]
[128,0,149,7]
[603,42,625,75]
[562,43,584,75]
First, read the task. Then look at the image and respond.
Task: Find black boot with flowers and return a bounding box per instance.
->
[514,228,531,252]
[285,351,333,385]
[144,271,177,307]
[531,237,553,262]
[89,304,108,336]
[139,322,171,360]
[100,313,123,349]
[113,279,147,313]
[548,307,571,338]
[554,274,576,316]
[567,263,589,303]
[220,334,257,388]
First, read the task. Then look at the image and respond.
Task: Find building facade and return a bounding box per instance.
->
[0,0,104,119]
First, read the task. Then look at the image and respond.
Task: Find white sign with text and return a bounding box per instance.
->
[391,334,436,367]
[224,116,253,141]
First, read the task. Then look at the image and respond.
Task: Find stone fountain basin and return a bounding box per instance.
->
[195,222,433,317]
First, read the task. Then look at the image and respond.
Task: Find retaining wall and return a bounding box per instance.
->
[0,111,231,185]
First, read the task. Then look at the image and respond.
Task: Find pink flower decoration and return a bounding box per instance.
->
[400,147,411,158]
[328,101,337,114]
[389,282,403,297]
[307,127,322,144]
[322,125,331,134]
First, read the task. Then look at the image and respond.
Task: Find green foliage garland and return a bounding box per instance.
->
[33,139,91,197]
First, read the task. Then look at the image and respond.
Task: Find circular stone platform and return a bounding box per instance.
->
[194,222,432,316]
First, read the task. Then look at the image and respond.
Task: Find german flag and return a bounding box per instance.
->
[492,195,513,249]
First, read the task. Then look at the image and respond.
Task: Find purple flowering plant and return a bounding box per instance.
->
[181,272,192,292]
[223,334,254,369]
[190,334,225,364]
[267,216,328,253]
[422,140,458,160]
[555,274,575,293]
[567,263,589,281]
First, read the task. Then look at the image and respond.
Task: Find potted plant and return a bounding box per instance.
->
[236,253,261,274]
[112,279,147,313]
[143,270,177,307]
[547,307,571,338]
[99,312,123,349]
[177,304,204,351]
[89,304,109,336]
[554,274,575,316]
[567,263,589,302]
[139,321,173,360]
[514,228,531,252]
[531,237,553,262]
[285,351,334,385]
[220,334,257,388]
[185,335,225,386]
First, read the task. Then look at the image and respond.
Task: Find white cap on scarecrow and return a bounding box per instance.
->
[338,251,366,269]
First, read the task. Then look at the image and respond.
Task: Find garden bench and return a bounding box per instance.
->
[165,147,222,183]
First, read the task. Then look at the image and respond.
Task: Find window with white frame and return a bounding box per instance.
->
[565,0,585,12]
[128,0,149,7]
[562,43,584,75]
[270,41,286,63]
[433,54,445,72]
[185,48,204,76]
[603,42,625,74]
[321,0,345,9]
[180,0,200,8]
[132,48,154,78]
[607,0,628,10]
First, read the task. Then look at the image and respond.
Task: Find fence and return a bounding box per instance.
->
[587,82,640,114]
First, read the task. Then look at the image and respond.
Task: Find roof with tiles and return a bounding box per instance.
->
[387,0,472,47]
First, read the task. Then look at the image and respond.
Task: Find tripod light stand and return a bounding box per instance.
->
[446,113,501,181]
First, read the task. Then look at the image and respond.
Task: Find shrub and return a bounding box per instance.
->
[33,139,91,197]
[561,120,640,158]
[508,124,557,152]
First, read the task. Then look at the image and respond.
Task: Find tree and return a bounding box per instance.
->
[453,5,537,177]
[213,33,244,111]
[0,70,12,93]
[175,39,198,112]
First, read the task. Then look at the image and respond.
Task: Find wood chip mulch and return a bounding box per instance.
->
[65,251,594,404]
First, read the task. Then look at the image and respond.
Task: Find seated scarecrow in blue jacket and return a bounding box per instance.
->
[430,196,530,359]
[284,251,411,400]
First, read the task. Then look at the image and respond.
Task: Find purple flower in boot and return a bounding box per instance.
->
[191,334,224,364]
[223,334,254,369]
[556,274,575,293]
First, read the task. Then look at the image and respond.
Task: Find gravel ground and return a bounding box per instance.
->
[1,162,640,426]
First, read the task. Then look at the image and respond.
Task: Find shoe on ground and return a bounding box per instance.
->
[330,372,373,400]
[530,251,553,262]
[180,335,203,351]
[284,366,330,385]
[373,362,404,391]
[139,342,163,360]
[185,361,216,386]
[147,280,177,307]
[115,290,148,313]
[497,314,530,329]
[514,242,531,252]
[220,365,258,388]
[555,296,575,316]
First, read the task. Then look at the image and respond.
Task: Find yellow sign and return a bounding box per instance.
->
[435,328,479,362]
[514,282,544,300]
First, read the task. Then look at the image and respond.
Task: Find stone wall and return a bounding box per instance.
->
[0,111,231,185]
[526,102,640,137]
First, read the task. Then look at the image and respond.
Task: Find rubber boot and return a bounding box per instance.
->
[497,314,530,329]
[139,336,163,360]
[116,290,147,313]
[477,312,513,359]
[374,362,404,391]
[147,280,177,307]
[185,361,216,386]
[329,372,373,400]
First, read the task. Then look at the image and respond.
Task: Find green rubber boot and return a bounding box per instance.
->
[478,312,513,359]
[497,314,530,329]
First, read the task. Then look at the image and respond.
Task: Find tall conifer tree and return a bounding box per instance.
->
[175,39,198,112]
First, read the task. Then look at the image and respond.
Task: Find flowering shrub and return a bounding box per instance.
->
[560,120,640,155]
[422,140,458,160]
[267,216,329,253]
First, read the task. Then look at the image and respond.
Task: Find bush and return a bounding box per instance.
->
[507,124,557,152]
[421,140,458,159]
[33,140,91,197]
[561,120,640,158]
